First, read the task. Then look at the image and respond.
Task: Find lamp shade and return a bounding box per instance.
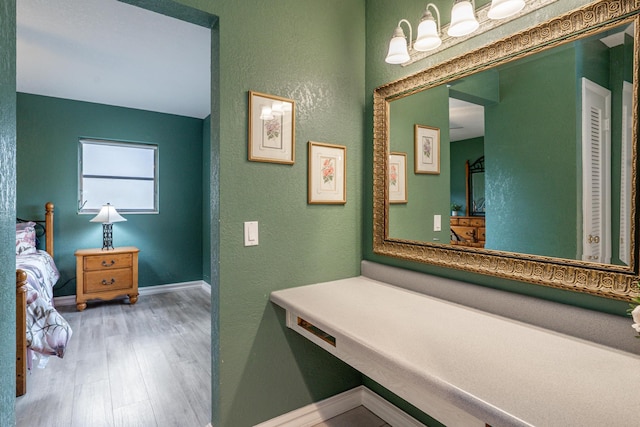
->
[415,10,442,51]
[487,0,525,20]
[448,0,479,37]
[385,26,410,64]
[90,203,126,224]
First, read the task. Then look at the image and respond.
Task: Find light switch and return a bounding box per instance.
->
[244,221,259,246]
[434,215,441,232]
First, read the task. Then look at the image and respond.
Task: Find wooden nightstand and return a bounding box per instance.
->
[75,246,139,311]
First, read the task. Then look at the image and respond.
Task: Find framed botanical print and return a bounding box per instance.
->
[308,141,346,204]
[248,91,295,164]
[389,152,407,203]
[414,124,440,174]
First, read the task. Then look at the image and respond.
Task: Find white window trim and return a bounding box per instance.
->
[78,138,159,214]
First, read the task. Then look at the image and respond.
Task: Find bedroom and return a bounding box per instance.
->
[12,0,214,423]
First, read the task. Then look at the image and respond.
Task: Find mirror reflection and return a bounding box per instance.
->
[388,21,635,266]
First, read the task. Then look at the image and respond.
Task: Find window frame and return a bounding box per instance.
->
[78,138,159,215]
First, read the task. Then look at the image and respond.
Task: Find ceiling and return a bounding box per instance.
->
[17,0,211,119]
[449,98,485,142]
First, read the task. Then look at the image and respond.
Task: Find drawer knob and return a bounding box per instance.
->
[102,260,116,267]
[101,278,116,286]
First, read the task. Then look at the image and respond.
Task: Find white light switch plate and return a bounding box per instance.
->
[244,221,259,246]
[434,215,441,232]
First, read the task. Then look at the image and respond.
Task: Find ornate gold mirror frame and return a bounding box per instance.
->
[373,0,640,301]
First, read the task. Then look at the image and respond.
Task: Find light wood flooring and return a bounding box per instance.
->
[16,288,212,427]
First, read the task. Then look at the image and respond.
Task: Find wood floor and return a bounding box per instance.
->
[16,288,212,427]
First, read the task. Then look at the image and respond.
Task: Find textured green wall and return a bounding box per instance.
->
[16,93,204,296]
[208,1,366,424]
[485,48,577,258]
[0,0,16,424]
[389,86,450,242]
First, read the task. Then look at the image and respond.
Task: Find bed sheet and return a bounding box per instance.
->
[16,250,72,358]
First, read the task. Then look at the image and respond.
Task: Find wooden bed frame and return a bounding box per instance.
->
[16,202,54,397]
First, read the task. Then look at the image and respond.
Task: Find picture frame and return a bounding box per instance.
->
[308,141,346,204]
[389,152,407,204]
[414,124,440,174]
[248,91,295,164]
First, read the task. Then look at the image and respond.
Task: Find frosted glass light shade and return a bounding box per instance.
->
[385,27,410,64]
[271,101,284,116]
[415,18,441,51]
[448,0,479,37]
[487,0,525,20]
[90,203,127,224]
[260,106,274,120]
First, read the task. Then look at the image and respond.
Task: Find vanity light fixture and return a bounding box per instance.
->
[448,0,480,37]
[386,0,533,65]
[487,0,526,20]
[385,4,443,65]
[271,101,284,116]
[415,4,443,52]
[260,101,291,120]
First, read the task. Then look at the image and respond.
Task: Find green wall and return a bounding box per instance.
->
[16,93,205,296]
[0,0,17,423]
[389,85,450,242]
[484,47,578,258]
[208,1,366,423]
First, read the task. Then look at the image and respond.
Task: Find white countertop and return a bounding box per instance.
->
[271,277,640,427]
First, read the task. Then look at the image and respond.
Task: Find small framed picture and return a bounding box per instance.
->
[308,141,346,204]
[414,124,440,174]
[389,152,407,204]
[248,91,295,164]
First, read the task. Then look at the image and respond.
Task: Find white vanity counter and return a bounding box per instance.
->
[271,277,640,426]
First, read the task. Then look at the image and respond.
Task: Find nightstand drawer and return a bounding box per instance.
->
[84,268,133,293]
[84,253,132,271]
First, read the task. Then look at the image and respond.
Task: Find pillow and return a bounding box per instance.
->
[16,222,37,255]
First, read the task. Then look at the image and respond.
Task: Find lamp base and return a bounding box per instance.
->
[102,223,114,250]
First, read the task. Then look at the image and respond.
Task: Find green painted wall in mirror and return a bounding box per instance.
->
[390,85,450,242]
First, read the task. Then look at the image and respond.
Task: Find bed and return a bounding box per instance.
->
[15,202,73,396]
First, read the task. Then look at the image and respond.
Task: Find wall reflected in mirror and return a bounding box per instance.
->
[388,21,635,266]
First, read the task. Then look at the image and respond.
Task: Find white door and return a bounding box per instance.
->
[581,78,611,263]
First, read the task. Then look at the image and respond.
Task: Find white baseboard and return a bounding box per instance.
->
[54,280,210,306]
[254,386,424,427]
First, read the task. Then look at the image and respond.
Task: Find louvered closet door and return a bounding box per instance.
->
[581,78,611,264]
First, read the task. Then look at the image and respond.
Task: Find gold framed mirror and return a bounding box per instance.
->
[373,0,640,301]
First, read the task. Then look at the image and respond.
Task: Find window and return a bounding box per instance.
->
[79,139,158,214]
